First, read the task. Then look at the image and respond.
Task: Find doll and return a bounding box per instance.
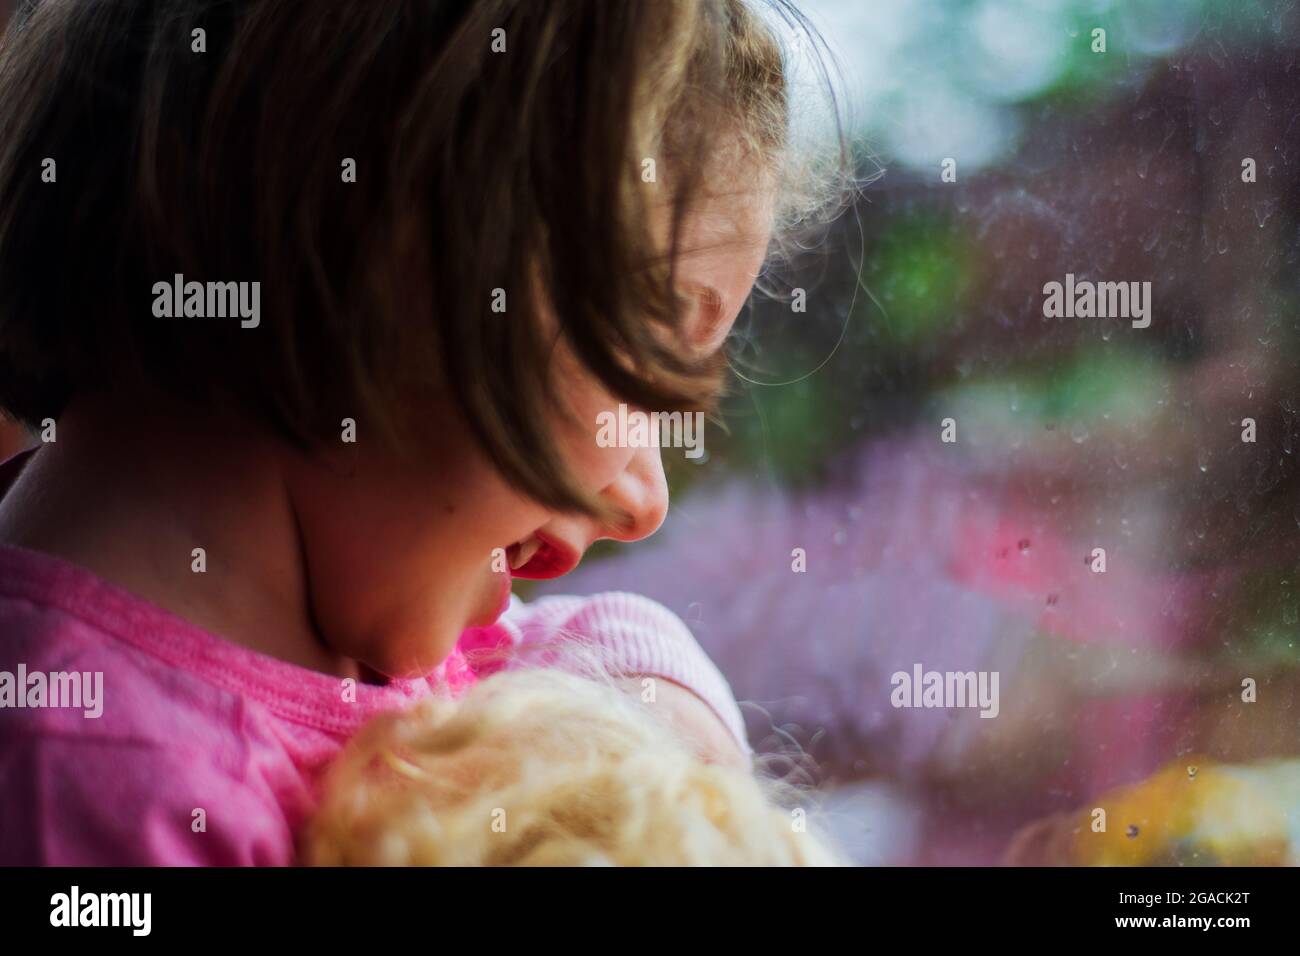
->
[304,666,842,867]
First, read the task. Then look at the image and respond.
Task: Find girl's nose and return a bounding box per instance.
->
[598,445,669,543]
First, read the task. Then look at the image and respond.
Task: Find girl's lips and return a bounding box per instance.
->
[511,534,581,580]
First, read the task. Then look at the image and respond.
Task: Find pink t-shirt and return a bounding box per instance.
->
[0,454,748,866]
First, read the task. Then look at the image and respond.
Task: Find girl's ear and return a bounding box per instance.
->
[679,283,729,353]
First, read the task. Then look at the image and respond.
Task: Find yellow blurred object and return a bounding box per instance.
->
[1008,757,1300,866]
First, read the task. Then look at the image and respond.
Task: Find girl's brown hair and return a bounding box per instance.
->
[0,0,845,513]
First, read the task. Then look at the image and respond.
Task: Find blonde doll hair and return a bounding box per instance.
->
[303,666,842,866]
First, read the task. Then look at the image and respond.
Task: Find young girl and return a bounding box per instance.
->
[0,0,842,864]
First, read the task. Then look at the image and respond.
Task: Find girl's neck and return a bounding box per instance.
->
[0,395,362,681]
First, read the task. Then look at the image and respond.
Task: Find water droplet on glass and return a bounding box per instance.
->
[1018,538,1031,554]
[1046,593,1059,607]
[1071,423,1090,444]
[1255,201,1275,228]
[1187,766,1198,779]
[1126,825,1140,839]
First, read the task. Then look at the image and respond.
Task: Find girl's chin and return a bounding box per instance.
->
[493,580,513,620]
[468,572,513,628]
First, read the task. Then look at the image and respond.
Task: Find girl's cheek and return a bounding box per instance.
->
[577,417,640,490]
[550,384,640,490]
